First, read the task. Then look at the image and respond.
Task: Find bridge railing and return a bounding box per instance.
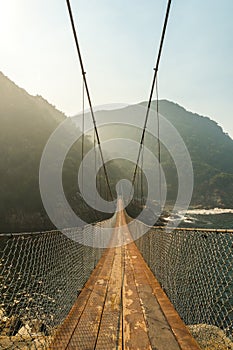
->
[128,219,233,349]
[0,216,116,350]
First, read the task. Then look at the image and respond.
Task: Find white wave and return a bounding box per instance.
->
[183,219,194,223]
[164,214,185,222]
[186,208,233,215]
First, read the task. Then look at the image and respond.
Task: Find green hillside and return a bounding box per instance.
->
[149,100,233,208]
[1,71,232,232]
[0,72,110,232]
[93,101,233,209]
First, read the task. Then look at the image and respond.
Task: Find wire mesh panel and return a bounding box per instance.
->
[0,218,114,349]
[131,221,233,350]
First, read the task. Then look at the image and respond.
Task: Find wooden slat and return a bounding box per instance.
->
[127,245,181,350]
[50,249,111,350]
[66,248,115,349]
[123,246,152,350]
[95,247,122,350]
[144,265,201,350]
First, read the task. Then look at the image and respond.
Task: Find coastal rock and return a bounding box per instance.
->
[0,308,5,320]
[17,324,32,339]
[0,335,53,349]
[0,314,54,349]
[0,315,23,336]
[0,336,13,348]
[188,324,233,350]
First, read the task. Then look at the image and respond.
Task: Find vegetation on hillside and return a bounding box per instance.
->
[0,72,112,232]
[1,72,232,232]
[150,100,233,208]
[95,100,233,209]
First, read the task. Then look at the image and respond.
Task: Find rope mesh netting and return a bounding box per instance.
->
[0,216,116,350]
[128,219,233,350]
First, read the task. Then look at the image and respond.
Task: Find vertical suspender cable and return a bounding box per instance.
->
[81,77,85,193]
[131,0,172,192]
[141,149,144,206]
[94,129,98,220]
[99,153,102,201]
[66,0,113,201]
[137,167,140,201]
[156,77,162,205]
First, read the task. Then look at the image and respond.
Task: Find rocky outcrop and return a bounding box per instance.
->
[0,309,53,349]
[188,324,233,350]
[0,334,53,349]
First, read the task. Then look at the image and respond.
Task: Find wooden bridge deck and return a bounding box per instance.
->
[50,201,200,350]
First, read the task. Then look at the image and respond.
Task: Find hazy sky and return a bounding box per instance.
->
[0,0,232,136]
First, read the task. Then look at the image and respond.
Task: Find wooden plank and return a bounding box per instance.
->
[50,249,111,350]
[65,207,124,349]
[144,268,201,350]
[95,246,123,350]
[142,252,201,350]
[127,245,181,350]
[123,247,152,350]
[66,248,115,349]
[119,197,200,350]
[116,206,153,349]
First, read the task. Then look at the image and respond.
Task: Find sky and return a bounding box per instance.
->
[0,0,232,137]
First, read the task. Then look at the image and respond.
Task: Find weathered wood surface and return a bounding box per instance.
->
[50,200,200,350]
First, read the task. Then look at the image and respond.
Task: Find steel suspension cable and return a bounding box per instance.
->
[137,165,140,201]
[156,77,162,205]
[81,77,85,193]
[66,0,113,201]
[141,149,144,206]
[94,129,98,219]
[131,0,172,192]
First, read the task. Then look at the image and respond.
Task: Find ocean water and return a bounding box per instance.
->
[169,208,233,230]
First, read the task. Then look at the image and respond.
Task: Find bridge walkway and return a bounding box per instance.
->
[50,200,200,350]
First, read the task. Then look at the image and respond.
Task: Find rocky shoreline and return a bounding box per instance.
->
[0,308,53,349]
[188,324,233,350]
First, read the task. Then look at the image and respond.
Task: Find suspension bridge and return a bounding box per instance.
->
[0,0,233,349]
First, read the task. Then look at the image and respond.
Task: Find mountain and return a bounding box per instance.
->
[1,71,232,232]
[87,100,233,209]
[146,100,233,208]
[0,72,64,231]
[0,72,110,232]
